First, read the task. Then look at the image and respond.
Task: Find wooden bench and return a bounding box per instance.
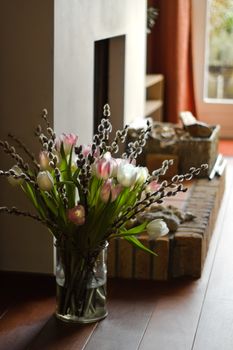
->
[108,170,225,280]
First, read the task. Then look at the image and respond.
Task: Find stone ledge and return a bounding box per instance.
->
[108,170,226,280]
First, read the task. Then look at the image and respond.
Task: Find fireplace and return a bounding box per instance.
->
[54,0,147,146]
[94,35,125,137]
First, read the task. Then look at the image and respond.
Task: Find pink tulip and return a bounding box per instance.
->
[100,180,112,202]
[56,133,78,155]
[100,180,123,203]
[82,144,92,158]
[96,158,112,179]
[82,144,100,158]
[39,151,60,170]
[39,151,51,170]
[67,205,85,225]
[145,180,160,193]
[111,184,123,201]
[93,153,116,180]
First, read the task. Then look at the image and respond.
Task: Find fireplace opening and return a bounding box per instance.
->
[94,35,125,142]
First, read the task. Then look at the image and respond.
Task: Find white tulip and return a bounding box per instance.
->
[37,171,54,191]
[135,167,149,185]
[7,165,23,186]
[117,163,138,187]
[147,219,169,240]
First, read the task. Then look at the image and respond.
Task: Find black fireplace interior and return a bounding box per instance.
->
[93,35,125,141]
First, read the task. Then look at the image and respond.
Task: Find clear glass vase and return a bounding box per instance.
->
[55,241,108,323]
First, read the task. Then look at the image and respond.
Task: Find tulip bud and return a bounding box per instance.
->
[82,144,100,159]
[135,167,149,185]
[110,158,121,178]
[100,180,123,203]
[82,144,92,158]
[111,184,123,201]
[39,151,51,170]
[71,160,78,173]
[147,219,169,240]
[93,153,115,180]
[117,163,138,187]
[67,205,85,225]
[56,133,78,155]
[100,180,112,203]
[145,180,160,193]
[8,165,24,186]
[37,171,54,191]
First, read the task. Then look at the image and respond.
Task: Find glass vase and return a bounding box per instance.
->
[55,241,108,324]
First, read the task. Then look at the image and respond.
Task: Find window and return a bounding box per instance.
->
[192,0,233,138]
[206,0,233,100]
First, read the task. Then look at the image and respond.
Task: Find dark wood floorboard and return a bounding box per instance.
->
[137,159,233,350]
[0,274,55,350]
[0,159,232,350]
[192,158,233,350]
[83,279,160,350]
[26,317,97,350]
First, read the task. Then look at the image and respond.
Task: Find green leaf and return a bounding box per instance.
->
[22,183,38,209]
[55,180,74,186]
[40,191,58,217]
[88,176,103,206]
[72,167,80,181]
[124,235,157,256]
[60,142,66,161]
[58,144,76,208]
[22,183,46,219]
[111,221,148,238]
[125,221,148,234]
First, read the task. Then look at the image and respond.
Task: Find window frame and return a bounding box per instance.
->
[192,0,233,138]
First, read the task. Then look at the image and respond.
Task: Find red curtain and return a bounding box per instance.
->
[147,0,196,123]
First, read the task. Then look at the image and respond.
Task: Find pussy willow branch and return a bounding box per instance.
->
[112,185,184,231]
[8,133,40,170]
[122,121,152,160]
[112,164,208,231]
[35,120,64,200]
[51,155,68,208]
[75,145,98,195]
[35,110,55,149]
[0,206,60,233]
[35,109,68,207]
[41,109,56,143]
[75,146,89,194]
[108,124,129,154]
[149,159,174,182]
[77,104,114,192]
[0,140,32,175]
[133,162,208,219]
[92,105,112,155]
[115,158,176,221]
[41,108,51,129]
[92,104,129,156]
[0,169,38,188]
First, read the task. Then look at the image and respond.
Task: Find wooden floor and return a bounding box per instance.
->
[1,158,233,350]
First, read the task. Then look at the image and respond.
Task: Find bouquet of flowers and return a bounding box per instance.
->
[0,104,207,323]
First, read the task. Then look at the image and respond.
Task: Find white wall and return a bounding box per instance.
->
[54,0,147,144]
